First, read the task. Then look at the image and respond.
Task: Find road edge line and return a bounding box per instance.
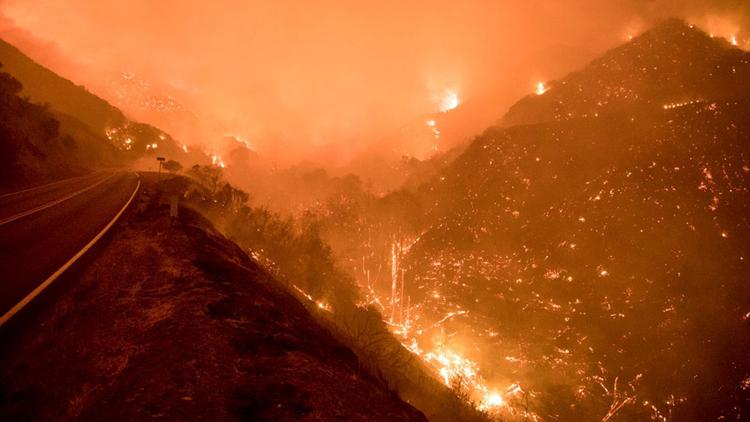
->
[0,173,116,226]
[0,174,141,327]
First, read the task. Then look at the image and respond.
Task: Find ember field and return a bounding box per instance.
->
[315,20,750,421]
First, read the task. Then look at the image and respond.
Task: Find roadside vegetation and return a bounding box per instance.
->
[156,167,489,422]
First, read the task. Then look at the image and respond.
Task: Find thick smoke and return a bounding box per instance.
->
[0,0,748,164]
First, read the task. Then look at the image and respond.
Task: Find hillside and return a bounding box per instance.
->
[0,38,125,132]
[502,19,750,127]
[409,100,750,420]
[0,38,194,164]
[0,175,427,421]
[0,67,120,189]
[303,19,750,421]
[397,20,750,420]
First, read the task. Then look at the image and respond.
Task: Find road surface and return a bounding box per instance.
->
[0,171,140,326]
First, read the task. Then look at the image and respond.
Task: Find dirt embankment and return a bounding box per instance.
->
[0,178,426,421]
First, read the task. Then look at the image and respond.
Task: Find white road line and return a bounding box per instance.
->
[0,172,100,200]
[0,175,141,327]
[0,173,115,226]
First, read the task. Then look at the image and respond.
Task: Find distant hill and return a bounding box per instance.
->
[326,19,750,420]
[502,19,750,127]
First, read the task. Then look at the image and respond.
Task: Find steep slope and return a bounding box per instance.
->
[0,38,191,162]
[0,38,125,132]
[0,68,118,189]
[0,176,427,421]
[502,19,750,127]
[392,20,750,420]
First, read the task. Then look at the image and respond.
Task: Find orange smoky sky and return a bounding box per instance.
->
[1,0,748,165]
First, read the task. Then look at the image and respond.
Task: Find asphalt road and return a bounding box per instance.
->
[0,171,140,324]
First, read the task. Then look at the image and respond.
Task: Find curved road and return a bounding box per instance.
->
[0,171,140,326]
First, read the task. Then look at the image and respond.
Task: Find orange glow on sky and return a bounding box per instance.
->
[0,1,748,164]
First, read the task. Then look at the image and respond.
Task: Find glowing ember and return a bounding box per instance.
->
[425,119,441,151]
[663,99,701,110]
[536,81,547,95]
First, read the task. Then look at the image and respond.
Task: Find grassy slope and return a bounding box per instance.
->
[0,175,426,421]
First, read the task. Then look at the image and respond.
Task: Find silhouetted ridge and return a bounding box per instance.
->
[0,38,125,132]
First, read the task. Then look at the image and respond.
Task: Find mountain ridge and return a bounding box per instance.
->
[501,18,750,127]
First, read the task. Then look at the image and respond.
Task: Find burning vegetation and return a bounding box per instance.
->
[292,19,750,421]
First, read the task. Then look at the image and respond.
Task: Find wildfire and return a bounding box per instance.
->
[425,119,441,151]
[480,392,504,410]
[211,154,226,168]
[293,284,332,313]
[226,133,256,151]
[420,346,533,417]
[663,99,701,110]
[440,90,459,112]
[536,81,548,96]
[424,348,479,386]
[359,241,538,419]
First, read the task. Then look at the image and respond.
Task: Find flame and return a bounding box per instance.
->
[424,348,480,387]
[479,392,505,410]
[440,90,459,112]
[226,133,256,151]
[536,81,547,95]
[354,244,538,418]
[425,119,441,151]
[293,285,332,313]
[211,154,226,168]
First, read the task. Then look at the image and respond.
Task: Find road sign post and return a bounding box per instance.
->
[156,157,166,183]
[170,195,179,224]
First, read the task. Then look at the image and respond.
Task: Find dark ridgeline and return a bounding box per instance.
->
[0,65,102,188]
[395,19,750,420]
